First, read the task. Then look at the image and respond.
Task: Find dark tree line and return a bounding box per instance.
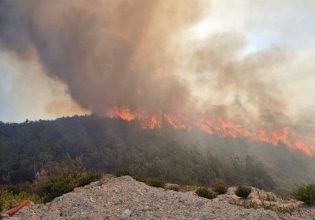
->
[0,115,314,191]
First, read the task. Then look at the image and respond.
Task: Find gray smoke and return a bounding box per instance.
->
[0,0,205,115]
[0,0,314,145]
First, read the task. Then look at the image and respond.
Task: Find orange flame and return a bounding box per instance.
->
[106,108,161,129]
[106,107,315,157]
[106,108,136,121]
[163,113,188,130]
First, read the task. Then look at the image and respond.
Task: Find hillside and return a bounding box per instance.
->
[6,175,315,220]
[0,115,314,191]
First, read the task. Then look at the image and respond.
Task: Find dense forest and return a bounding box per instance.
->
[0,115,314,192]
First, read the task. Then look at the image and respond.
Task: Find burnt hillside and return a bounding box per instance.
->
[0,115,314,191]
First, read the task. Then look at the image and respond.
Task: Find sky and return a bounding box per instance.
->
[0,50,88,122]
[188,0,315,116]
[0,0,315,139]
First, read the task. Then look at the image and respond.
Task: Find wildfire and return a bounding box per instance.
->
[106,108,162,129]
[106,108,136,121]
[106,108,315,157]
[163,113,188,130]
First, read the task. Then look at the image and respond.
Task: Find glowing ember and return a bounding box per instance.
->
[106,108,136,122]
[139,115,162,129]
[106,108,161,129]
[106,108,315,157]
[163,113,188,130]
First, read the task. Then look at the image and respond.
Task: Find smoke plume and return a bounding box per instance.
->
[0,0,314,155]
[0,0,206,114]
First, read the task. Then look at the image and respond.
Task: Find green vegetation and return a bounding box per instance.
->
[114,170,131,177]
[0,115,314,193]
[0,170,101,211]
[40,171,101,203]
[212,180,227,195]
[146,179,166,188]
[0,190,40,212]
[196,187,217,199]
[235,186,252,199]
[166,185,180,191]
[176,185,198,192]
[294,184,315,205]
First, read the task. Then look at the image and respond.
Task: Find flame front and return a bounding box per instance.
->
[106,108,315,157]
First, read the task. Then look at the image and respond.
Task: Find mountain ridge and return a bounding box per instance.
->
[0,115,314,191]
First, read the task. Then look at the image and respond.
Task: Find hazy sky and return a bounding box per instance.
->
[1,0,315,127]
[0,50,88,122]
[188,0,315,119]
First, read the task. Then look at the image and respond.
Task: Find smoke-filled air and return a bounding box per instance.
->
[1,0,315,156]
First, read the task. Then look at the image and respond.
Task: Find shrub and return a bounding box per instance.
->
[243,200,259,209]
[166,185,180,191]
[146,179,166,188]
[235,186,252,198]
[78,173,101,186]
[0,190,40,212]
[40,171,101,203]
[4,182,32,195]
[179,185,198,192]
[212,180,227,195]
[294,184,315,205]
[114,170,131,177]
[196,187,217,199]
[133,175,146,183]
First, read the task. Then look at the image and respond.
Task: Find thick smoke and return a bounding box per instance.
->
[0,0,206,115]
[0,0,314,144]
[192,32,292,130]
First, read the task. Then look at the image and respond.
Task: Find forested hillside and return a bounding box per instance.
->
[0,115,314,191]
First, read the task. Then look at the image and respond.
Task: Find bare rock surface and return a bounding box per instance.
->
[10,176,315,220]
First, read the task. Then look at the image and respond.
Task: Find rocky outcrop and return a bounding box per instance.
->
[8,176,315,220]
